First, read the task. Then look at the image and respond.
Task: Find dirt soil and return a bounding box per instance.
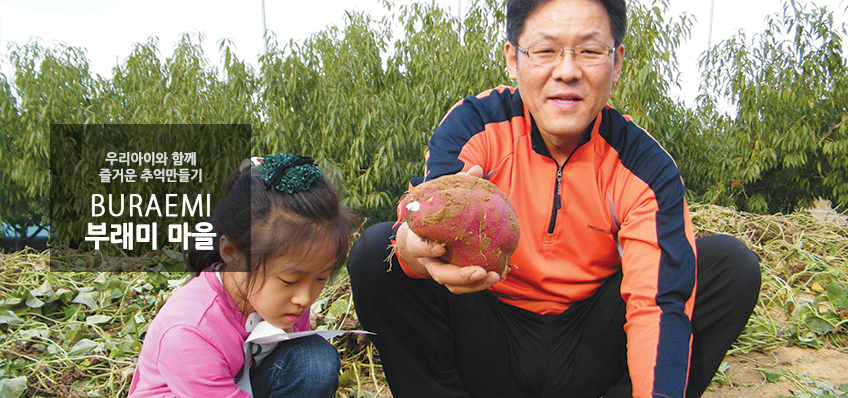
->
[702,346,848,397]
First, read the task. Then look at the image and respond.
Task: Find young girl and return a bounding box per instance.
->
[130,153,355,398]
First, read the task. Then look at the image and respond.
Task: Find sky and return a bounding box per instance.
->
[0,0,846,107]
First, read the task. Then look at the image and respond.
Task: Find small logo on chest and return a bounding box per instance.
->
[587,224,612,235]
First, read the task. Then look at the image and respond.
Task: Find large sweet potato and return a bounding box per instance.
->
[399,173,520,278]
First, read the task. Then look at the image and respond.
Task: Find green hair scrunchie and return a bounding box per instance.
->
[258,153,323,194]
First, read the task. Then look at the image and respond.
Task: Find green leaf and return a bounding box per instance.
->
[121,318,138,334]
[109,341,133,360]
[92,274,115,291]
[54,288,74,304]
[826,282,848,311]
[163,249,183,260]
[109,288,124,300]
[47,344,61,355]
[64,325,82,342]
[85,315,112,325]
[311,298,329,314]
[0,376,27,398]
[19,328,50,340]
[806,315,836,335]
[167,275,189,288]
[338,366,359,389]
[328,297,350,319]
[0,297,22,308]
[0,311,22,325]
[30,280,53,297]
[68,339,99,356]
[64,304,82,319]
[760,369,782,383]
[24,294,44,309]
[72,290,100,310]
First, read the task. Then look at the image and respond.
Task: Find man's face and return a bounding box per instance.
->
[505,0,624,155]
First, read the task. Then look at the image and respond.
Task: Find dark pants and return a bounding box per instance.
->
[348,222,761,398]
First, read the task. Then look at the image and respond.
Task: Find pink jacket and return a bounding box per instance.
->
[129,268,310,397]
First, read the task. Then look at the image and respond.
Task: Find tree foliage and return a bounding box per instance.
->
[0,43,96,246]
[700,0,848,214]
[1,0,846,245]
[1,0,514,234]
[256,1,509,222]
[610,0,724,198]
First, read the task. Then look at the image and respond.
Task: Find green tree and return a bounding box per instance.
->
[700,0,848,213]
[0,42,97,247]
[8,0,829,242]
[256,1,508,223]
[610,0,725,199]
[0,177,46,249]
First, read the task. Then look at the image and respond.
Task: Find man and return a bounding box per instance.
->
[348,0,761,397]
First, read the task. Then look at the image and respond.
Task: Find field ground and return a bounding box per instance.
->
[1,202,846,397]
[703,346,848,398]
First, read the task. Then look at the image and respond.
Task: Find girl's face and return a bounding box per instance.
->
[220,236,337,331]
[245,248,336,330]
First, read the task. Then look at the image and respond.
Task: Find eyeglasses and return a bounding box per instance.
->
[516,43,614,67]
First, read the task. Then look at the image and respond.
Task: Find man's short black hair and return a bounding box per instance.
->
[506,0,627,47]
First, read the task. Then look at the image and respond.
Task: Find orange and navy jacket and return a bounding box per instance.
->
[397,86,698,398]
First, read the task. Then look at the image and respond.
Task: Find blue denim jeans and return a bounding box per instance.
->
[250,335,341,398]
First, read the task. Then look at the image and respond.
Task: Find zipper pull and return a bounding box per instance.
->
[554,167,563,210]
[548,165,564,234]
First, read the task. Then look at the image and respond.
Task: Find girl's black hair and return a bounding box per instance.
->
[185,161,356,285]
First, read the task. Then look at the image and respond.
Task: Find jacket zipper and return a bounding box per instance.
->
[547,141,584,234]
[547,164,564,234]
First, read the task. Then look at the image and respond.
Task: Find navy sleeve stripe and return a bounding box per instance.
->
[420,88,524,185]
[598,108,696,396]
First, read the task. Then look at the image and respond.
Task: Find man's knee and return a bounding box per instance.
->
[348,221,395,281]
[696,234,761,312]
[700,234,760,285]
